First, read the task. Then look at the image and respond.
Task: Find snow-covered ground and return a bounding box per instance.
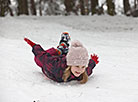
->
[0,15,138,102]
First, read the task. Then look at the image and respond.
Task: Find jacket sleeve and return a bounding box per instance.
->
[32,44,65,77]
[86,59,96,76]
[32,44,58,64]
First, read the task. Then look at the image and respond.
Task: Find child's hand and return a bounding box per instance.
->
[91,54,99,64]
[24,38,36,47]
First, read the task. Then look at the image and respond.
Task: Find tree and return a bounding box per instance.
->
[97,2,105,15]
[64,0,77,15]
[80,0,85,15]
[123,0,131,16]
[38,0,43,16]
[64,0,72,15]
[134,0,138,9]
[30,0,36,15]
[45,0,64,15]
[0,0,13,17]
[131,0,138,17]
[106,0,116,16]
[91,0,99,15]
[84,0,89,15]
[17,0,29,15]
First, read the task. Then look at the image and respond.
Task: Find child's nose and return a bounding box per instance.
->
[77,67,82,71]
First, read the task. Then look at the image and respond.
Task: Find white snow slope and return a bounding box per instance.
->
[0,15,138,102]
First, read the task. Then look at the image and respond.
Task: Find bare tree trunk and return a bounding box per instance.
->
[64,0,73,15]
[8,7,14,16]
[0,0,13,17]
[123,0,131,16]
[8,0,13,16]
[134,0,137,9]
[17,0,29,15]
[0,0,5,16]
[97,1,105,15]
[64,0,77,15]
[39,0,43,16]
[134,0,138,9]
[23,0,29,15]
[106,0,116,16]
[91,0,99,15]
[30,0,36,15]
[84,0,89,15]
[80,0,85,15]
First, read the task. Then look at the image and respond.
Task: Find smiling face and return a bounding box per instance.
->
[71,66,86,77]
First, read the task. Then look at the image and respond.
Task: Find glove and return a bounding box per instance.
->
[24,38,36,47]
[91,54,99,64]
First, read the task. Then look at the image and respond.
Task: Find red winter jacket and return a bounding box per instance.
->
[32,44,96,82]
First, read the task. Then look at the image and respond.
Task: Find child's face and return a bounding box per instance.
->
[71,66,86,77]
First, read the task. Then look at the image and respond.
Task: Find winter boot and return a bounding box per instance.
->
[56,32,70,55]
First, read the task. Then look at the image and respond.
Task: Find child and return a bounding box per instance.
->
[24,32,99,84]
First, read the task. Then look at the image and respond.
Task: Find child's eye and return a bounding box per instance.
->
[82,66,85,68]
[75,66,85,68]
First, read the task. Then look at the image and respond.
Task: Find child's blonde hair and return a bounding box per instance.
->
[62,66,88,84]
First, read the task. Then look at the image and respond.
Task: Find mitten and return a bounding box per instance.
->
[91,54,99,64]
[24,38,36,47]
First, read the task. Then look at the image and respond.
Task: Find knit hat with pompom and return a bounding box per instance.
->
[66,40,89,66]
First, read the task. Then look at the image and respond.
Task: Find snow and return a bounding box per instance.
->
[0,15,138,102]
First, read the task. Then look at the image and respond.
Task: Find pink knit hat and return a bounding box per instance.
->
[66,40,89,66]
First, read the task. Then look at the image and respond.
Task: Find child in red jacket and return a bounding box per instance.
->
[24,32,99,84]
